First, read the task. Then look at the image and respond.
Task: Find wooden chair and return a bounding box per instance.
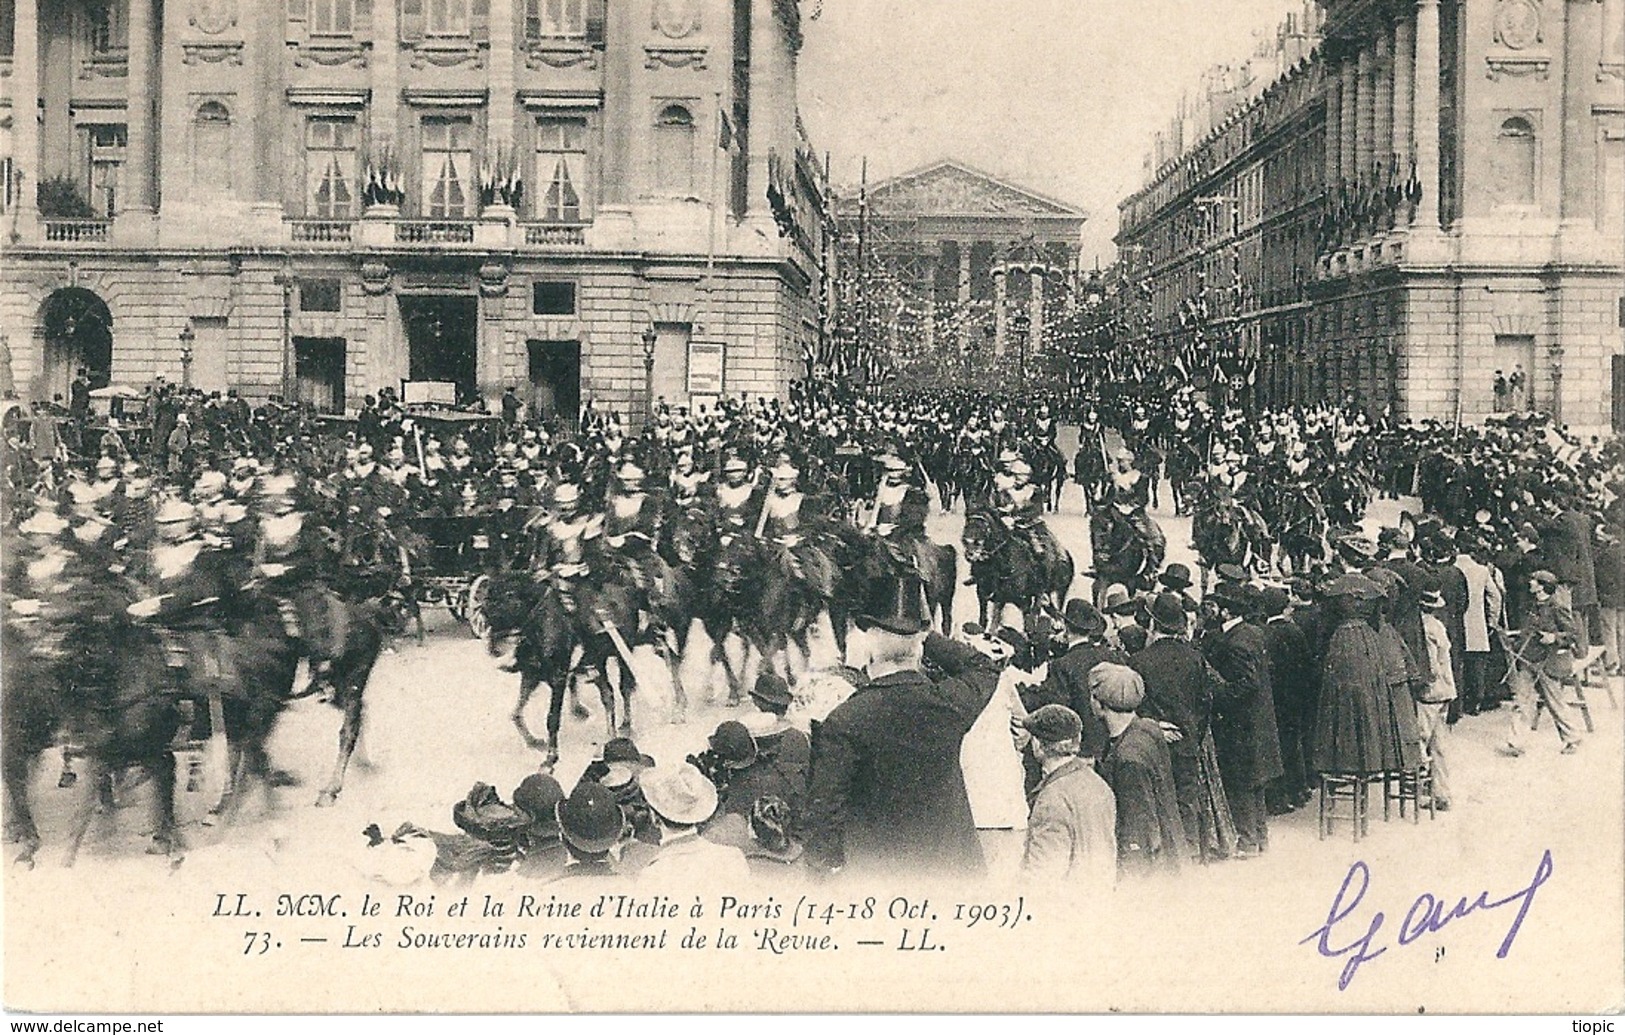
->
[1383,764,1435,823]
[1318,773,1385,841]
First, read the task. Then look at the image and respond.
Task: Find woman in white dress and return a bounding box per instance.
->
[958,627,1034,884]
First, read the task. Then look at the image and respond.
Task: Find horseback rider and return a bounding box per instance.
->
[865,451,931,580]
[533,481,604,619]
[127,496,239,699]
[603,458,664,601]
[757,456,836,600]
[666,445,709,513]
[254,471,349,688]
[711,455,762,539]
[994,457,1062,575]
[1109,446,1151,510]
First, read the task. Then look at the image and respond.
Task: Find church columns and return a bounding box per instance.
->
[993,266,1008,355]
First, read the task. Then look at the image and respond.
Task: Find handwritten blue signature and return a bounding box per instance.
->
[1301,849,1554,990]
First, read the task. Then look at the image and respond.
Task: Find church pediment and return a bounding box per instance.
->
[866,161,1085,218]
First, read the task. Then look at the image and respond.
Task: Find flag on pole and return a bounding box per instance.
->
[718,109,738,153]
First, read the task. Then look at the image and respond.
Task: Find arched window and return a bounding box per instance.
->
[193,101,233,193]
[1492,116,1537,207]
[653,104,696,196]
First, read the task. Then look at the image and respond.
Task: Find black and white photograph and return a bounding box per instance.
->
[1,0,1622,1018]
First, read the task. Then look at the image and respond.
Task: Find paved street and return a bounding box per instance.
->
[6,472,1622,1011]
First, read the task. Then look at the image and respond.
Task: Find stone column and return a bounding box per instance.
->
[993,266,1008,355]
[10,0,39,237]
[1355,45,1374,191]
[124,0,154,214]
[1413,0,1442,231]
[1373,30,1393,203]
[1028,270,1045,356]
[1392,15,1414,214]
[1340,58,1358,186]
[371,0,399,148]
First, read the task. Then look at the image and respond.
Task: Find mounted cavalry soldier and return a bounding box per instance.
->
[865,451,931,581]
[127,497,239,700]
[711,454,762,538]
[1109,446,1151,510]
[533,481,605,621]
[758,456,837,600]
[665,446,709,513]
[254,471,347,690]
[603,458,664,601]
[994,457,1063,576]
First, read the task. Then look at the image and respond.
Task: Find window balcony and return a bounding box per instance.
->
[43,219,112,243]
[289,219,355,245]
[522,222,587,247]
[395,220,476,244]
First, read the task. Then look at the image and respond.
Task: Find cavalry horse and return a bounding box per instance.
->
[961,511,1073,633]
[1189,481,1273,591]
[0,579,377,866]
[1090,501,1168,601]
[1270,484,1333,576]
[1030,441,1069,513]
[486,567,643,761]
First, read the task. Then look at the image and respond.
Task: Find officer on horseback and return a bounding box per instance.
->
[127,497,239,716]
[994,457,1064,579]
[865,452,931,579]
[603,458,664,602]
[533,481,604,620]
[757,456,836,600]
[1109,446,1151,510]
[711,455,762,538]
[254,472,349,695]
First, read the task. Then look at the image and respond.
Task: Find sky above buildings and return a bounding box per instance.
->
[798,0,1304,263]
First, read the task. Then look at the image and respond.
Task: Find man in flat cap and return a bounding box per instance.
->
[1018,704,1117,886]
[1502,570,1584,756]
[1089,664,1184,877]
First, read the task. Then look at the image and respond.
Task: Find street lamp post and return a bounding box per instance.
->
[1010,311,1031,393]
[178,322,195,390]
[640,326,658,426]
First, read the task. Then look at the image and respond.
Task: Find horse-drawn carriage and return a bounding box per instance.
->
[411,511,504,640]
[85,384,153,458]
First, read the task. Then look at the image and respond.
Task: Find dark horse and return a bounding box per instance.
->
[653,505,735,718]
[1189,481,1272,591]
[1030,442,1069,513]
[825,523,958,640]
[1090,502,1167,600]
[961,512,1073,633]
[486,571,642,761]
[1,586,353,866]
[712,533,829,695]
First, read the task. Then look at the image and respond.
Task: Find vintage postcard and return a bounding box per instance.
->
[3,0,1623,1017]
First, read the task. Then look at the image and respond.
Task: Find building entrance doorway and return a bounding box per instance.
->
[401,295,478,404]
[295,336,347,413]
[528,339,580,429]
[39,288,113,401]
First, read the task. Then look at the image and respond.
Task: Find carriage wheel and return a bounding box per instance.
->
[467,575,491,641]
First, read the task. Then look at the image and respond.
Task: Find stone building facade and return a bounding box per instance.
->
[0,0,826,423]
[1117,0,1625,435]
[833,160,1085,372]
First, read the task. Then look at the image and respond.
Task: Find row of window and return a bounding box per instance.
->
[291,0,605,40]
[0,0,607,58]
[296,276,577,316]
[60,101,700,221]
